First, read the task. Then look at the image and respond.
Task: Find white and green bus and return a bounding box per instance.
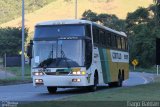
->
[27,19,129,93]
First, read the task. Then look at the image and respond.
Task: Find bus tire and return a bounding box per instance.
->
[117,71,123,87]
[122,70,125,80]
[47,86,57,94]
[88,72,98,92]
[108,82,117,87]
[108,71,123,87]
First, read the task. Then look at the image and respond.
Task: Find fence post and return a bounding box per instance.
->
[157,65,159,75]
[4,53,7,78]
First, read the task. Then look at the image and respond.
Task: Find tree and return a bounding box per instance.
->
[82,10,98,22]
[0,27,28,57]
[154,0,160,25]
[126,5,160,67]
[126,7,150,34]
[82,10,126,31]
[98,13,126,31]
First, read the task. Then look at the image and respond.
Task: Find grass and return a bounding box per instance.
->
[6,64,31,76]
[18,83,160,107]
[18,101,126,107]
[0,64,32,85]
[130,66,158,74]
[18,76,160,107]
[62,83,160,101]
[0,0,55,24]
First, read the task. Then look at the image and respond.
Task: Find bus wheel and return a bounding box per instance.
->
[88,73,98,92]
[47,86,57,94]
[108,71,123,87]
[117,71,123,87]
[108,82,117,87]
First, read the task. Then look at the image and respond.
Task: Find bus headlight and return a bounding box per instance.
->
[72,71,77,75]
[77,71,81,75]
[33,72,44,76]
[72,71,86,75]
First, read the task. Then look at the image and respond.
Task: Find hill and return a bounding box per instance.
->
[0,0,54,24]
[0,0,153,33]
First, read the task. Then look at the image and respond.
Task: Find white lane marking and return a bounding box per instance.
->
[138,75,148,84]
[123,73,149,85]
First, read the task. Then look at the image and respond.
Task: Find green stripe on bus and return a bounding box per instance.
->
[103,49,111,82]
[98,48,108,83]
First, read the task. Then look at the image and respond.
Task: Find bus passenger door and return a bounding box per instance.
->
[91,47,104,84]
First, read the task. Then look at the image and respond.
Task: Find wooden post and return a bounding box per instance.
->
[157,65,159,75]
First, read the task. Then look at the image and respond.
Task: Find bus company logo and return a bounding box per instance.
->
[110,50,129,63]
[127,101,159,107]
[124,54,129,60]
[112,52,122,60]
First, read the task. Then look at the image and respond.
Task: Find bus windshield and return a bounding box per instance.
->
[33,40,85,68]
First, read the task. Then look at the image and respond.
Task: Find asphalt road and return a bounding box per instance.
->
[0,72,155,101]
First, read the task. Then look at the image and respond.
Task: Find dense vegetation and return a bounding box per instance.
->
[0,27,28,57]
[0,0,158,68]
[0,0,54,24]
[82,1,160,68]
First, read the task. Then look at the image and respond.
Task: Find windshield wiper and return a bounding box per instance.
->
[38,41,71,68]
[39,43,55,68]
[48,44,54,58]
[59,44,70,68]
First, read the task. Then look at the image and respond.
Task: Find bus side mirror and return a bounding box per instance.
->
[27,40,33,59]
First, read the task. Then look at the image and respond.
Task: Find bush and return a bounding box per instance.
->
[0,27,28,57]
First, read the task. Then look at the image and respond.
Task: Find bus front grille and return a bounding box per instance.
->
[45,72,69,75]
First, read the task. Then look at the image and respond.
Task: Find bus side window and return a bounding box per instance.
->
[106,33,111,47]
[93,28,99,45]
[99,30,105,47]
[93,28,96,44]
[85,25,91,38]
[121,37,125,50]
[111,34,116,49]
[125,38,128,50]
[117,36,122,49]
[85,39,92,69]
[102,31,106,47]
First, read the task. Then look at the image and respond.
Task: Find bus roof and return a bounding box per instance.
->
[36,19,127,37]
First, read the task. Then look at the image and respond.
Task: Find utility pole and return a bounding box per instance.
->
[75,0,77,19]
[22,0,25,80]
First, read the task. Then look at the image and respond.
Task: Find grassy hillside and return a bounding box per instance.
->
[0,0,153,33]
[0,0,54,24]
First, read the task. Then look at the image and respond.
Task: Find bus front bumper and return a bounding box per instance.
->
[33,75,90,87]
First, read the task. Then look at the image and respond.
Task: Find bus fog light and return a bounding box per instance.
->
[35,79,43,83]
[72,78,81,82]
[72,79,77,82]
[34,72,39,76]
[77,78,81,82]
